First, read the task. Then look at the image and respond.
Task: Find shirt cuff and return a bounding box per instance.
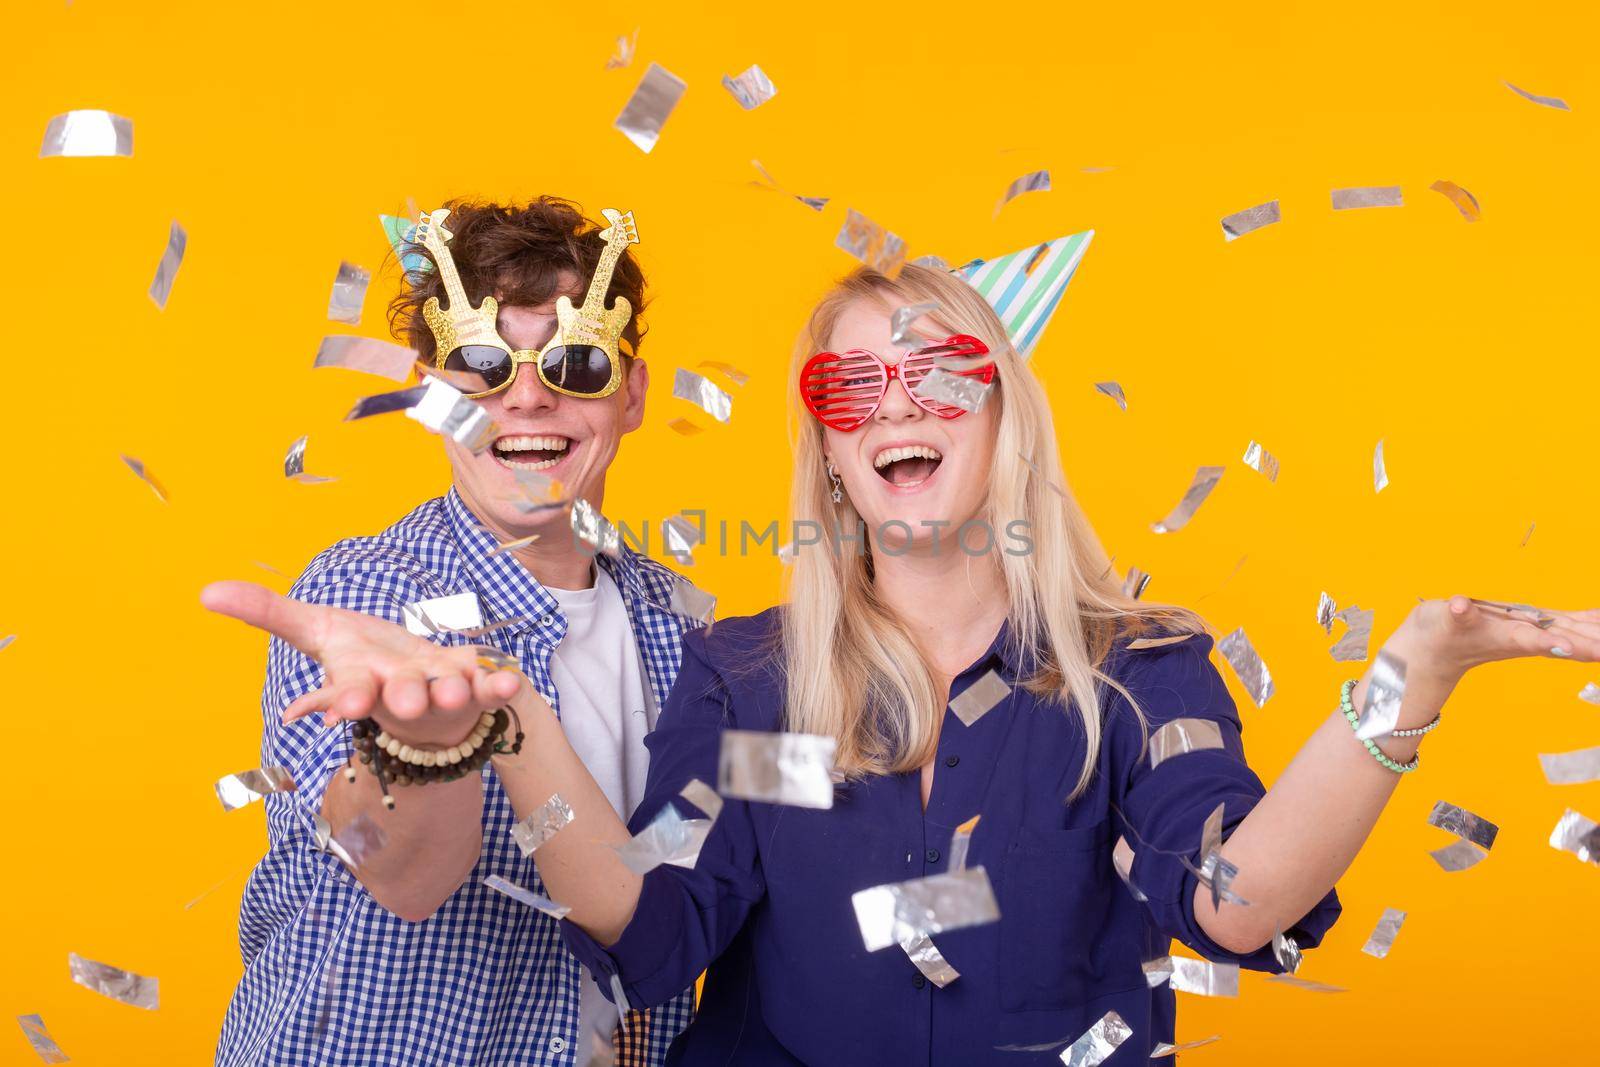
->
[560,867,686,1002]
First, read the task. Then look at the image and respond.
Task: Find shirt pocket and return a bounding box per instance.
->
[998,818,1143,1013]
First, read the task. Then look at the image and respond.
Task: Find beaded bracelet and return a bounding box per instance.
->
[344,706,525,811]
[1340,678,1420,774]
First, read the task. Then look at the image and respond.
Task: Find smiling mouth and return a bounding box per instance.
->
[492,434,571,471]
[873,444,943,488]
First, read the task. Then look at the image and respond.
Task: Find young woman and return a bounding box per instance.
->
[205,264,1600,1064]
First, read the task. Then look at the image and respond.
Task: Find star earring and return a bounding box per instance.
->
[826,461,843,504]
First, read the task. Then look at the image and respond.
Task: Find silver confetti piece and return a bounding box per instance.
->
[1580,683,1600,706]
[1429,839,1488,872]
[511,793,575,857]
[718,729,837,809]
[327,261,371,325]
[399,592,481,636]
[1361,907,1406,958]
[836,208,906,275]
[284,435,335,484]
[571,499,622,557]
[949,669,1011,726]
[947,816,980,873]
[614,803,713,874]
[40,109,133,157]
[900,932,960,987]
[995,169,1051,216]
[1019,453,1070,500]
[1374,439,1389,493]
[346,385,429,420]
[1221,200,1281,241]
[673,367,733,423]
[473,647,520,672]
[1430,180,1481,221]
[314,335,419,381]
[679,778,724,820]
[148,220,186,309]
[405,378,498,453]
[0,635,13,653]
[1520,522,1535,546]
[1331,186,1403,210]
[910,254,950,270]
[1151,466,1224,533]
[511,468,567,514]
[1169,956,1239,997]
[1122,567,1151,600]
[313,812,387,868]
[1467,597,1558,629]
[1197,849,1248,908]
[1242,440,1279,482]
[215,766,296,811]
[120,454,168,502]
[1151,1036,1221,1057]
[1272,929,1302,973]
[851,867,1001,951]
[16,1014,69,1063]
[1058,1010,1131,1067]
[1354,649,1406,740]
[1093,381,1127,411]
[696,360,750,387]
[662,515,702,564]
[1217,627,1274,707]
[1428,801,1499,850]
[1266,973,1347,993]
[483,874,571,918]
[1504,81,1570,111]
[68,953,158,1010]
[1142,957,1174,988]
[1149,718,1225,770]
[1539,746,1600,786]
[669,578,716,624]
[750,159,829,212]
[1112,836,1147,901]
[1316,592,1338,634]
[609,973,632,1033]
[488,534,541,557]
[890,301,941,351]
[913,368,992,413]
[1126,633,1193,650]
[615,62,687,154]
[1549,808,1600,865]
[722,64,777,110]
[1329,606,1374,662]
[605,27,638,70]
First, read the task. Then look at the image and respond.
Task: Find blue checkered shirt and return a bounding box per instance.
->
[216,489,700,1066]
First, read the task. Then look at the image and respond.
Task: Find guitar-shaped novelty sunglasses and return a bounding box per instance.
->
[417,207,640,400]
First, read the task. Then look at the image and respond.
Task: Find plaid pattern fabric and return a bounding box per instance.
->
[216,489,700,1066]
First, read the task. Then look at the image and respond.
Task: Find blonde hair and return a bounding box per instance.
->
[781,264,1203,801]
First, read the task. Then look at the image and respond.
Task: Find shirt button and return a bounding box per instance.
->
[944,755,960,768]
[548,1036,567,1053]
[540,614,555,626]
[913,974,927,989]
[926,848,941,863]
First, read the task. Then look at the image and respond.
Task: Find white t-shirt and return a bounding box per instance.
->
[546,566,654,1054]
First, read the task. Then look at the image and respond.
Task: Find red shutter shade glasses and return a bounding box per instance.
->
[799,335,996,432]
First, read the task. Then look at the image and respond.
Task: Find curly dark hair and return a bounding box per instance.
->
[387,196,648,363]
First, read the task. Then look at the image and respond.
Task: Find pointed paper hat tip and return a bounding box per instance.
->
[959,229,1094,358]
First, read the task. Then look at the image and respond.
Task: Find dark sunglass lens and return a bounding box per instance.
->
[445,345,512,390]
[541,344,612,395]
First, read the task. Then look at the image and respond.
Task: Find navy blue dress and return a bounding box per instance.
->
[562,609,1339,1064]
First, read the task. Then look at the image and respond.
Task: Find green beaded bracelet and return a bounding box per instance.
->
[1340,678,1420,774]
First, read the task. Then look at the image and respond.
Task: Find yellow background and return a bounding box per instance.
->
[3,0,1597,1061]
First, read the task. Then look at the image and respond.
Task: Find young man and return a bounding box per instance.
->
[213,197,699,1066]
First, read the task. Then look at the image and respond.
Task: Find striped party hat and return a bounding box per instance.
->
[958,229,1093,358]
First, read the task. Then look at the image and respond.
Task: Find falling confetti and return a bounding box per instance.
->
[1504,81,1570,110]
[836,208,907,275]
[1217,627,1274,707]
[722,64,777,109]
[718,730,836,809]
[1539,746,1600,786]
[315,335,419,381]
[615,62,686,153]
[571,499,622,557]
[1221,200,1280,241]
[120,455,168,501]
[1058,1011,1132,1067]
[673,367,733,422]
[850,867,1000,951]
[1266,973,1347,993]
[1151,466,1224,533]
[949,669,1011,726]
[1354,650,1406,740]
[1329,606,1374,662]
[0,635,14,653]
[16,1014,69,1063]
[750,160,829,211]
[284,436,336,484]
[40,109,133,157]
[1316,592,1338,634]
[1151,1036,1221,1057]
[696,359,751,386]
[913,368,992,413]
[68,953,159,1010]
[1094,381,1127,410]
[402,378,498,453]
[1272,929,1302,973]
[1429,838,1488,871]
[614,802,713,874]
[1331,186,1403,210]
[1361,907,1407,958]
[1374,439,1389,493]
[399,592,482,636]
[215,767,296,811]
[327,261,371,325]
[1149,718,1225,770]
[1166,957,1240,997]
[1242,440,1279,482]
[668,577,716,624]
[899,932,960,987]
[1127,633,1192,650]
[1549,808,1600,865]
[1122,566,1151,599]
[605,27,639,70]
[1580,683,1600,706]
[511,794,575,856]
[1429,180,1481,221]
[148,220,187,309]
[994,169,1050,216]
[482,874,571,918]
[890,300,941,351]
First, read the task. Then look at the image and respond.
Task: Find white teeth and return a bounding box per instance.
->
[495,435,569,452]
[872,444,943,469]
[495,454,563,472]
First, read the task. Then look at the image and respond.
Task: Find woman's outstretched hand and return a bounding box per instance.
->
[1388,595,1600,686]
[200,580,526,748]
